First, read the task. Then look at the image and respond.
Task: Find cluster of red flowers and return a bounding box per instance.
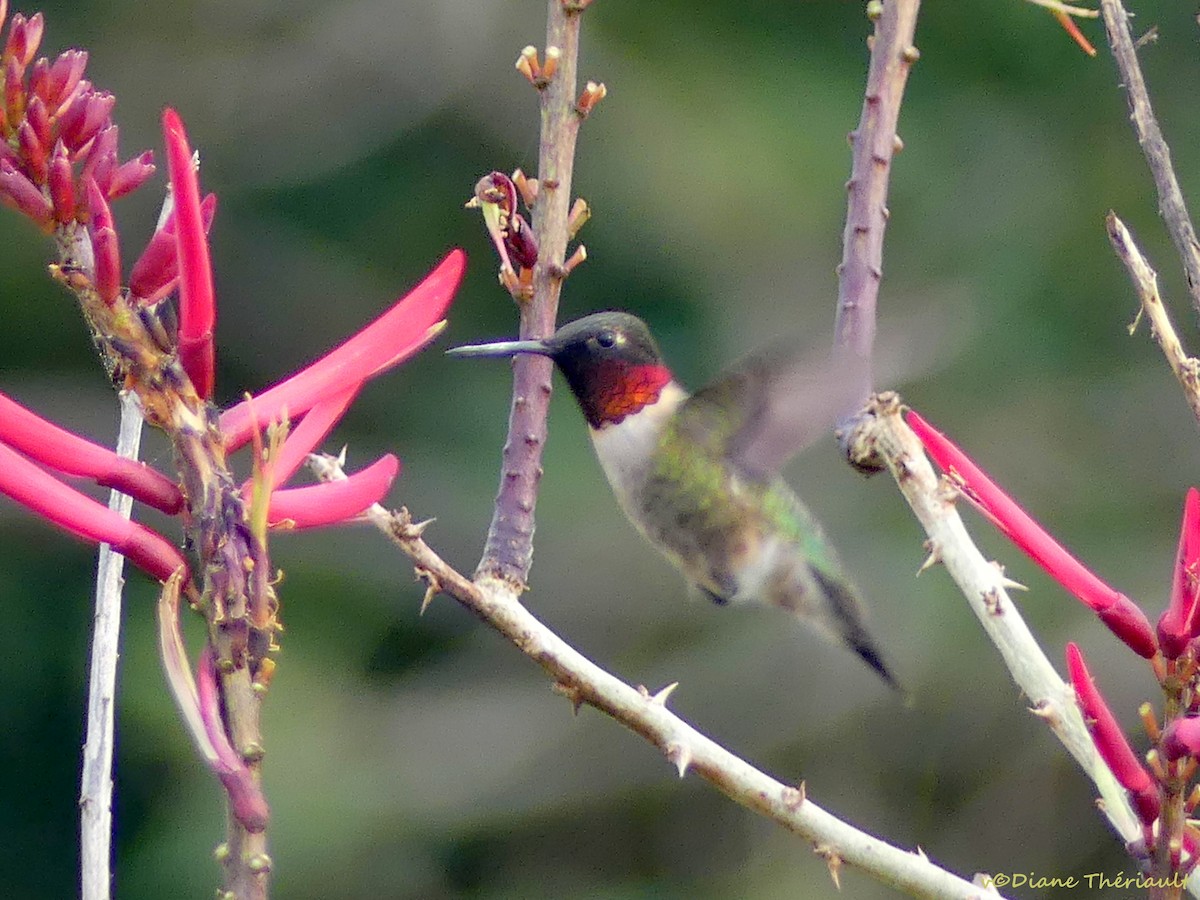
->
[910,411,1200,869]
[0,2,465,582]
[0,4,466,829]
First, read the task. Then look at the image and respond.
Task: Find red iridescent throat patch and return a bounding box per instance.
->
[583,362,673,428]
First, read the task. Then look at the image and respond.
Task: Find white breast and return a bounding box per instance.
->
[588,380,687,515]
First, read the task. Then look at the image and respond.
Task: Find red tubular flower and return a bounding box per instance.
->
[1066,642,1160,825]
[0,389,183,513]
[261,385,360,491]
[0,442,186,581]
[220,248,465,451]
[268,454,398,529]
[1159,488,1200,658]
[128,193,217,304]
[908,410,1158,658]
[162,108,215,399]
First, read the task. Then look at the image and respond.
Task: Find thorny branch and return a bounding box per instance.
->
[833,0,921,425]
[1106,213,1200,430]
[1099,0,1200,316]
[308,453,998,900]
[475,0,592,589]
[843,396,1141,846]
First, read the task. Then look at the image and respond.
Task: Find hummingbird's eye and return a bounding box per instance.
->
[595,330,618,349]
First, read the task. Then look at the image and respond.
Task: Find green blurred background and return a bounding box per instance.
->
[1,1,1199,897]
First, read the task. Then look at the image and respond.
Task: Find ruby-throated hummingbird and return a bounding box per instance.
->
[448,312,896,686]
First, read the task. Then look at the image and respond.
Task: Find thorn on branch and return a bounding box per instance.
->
[814,844,843,890]
[1028,699,1060,726]
[916,540,942,575]
[415,566,441,615]
[665,740,692,778]
[638,681,680,707]
[552,680,585,714]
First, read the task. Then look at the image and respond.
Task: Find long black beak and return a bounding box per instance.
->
[445,338,553,359]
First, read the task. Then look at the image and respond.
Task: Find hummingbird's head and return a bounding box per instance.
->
[448,311,675,428]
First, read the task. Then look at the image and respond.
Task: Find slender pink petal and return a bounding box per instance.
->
[129,193,216,304]
[1159,488,1200,658]
[6,10,41,66]
[1066,642,1160,825]
[267,454,398,529]
[25,95,49,150]
[16,119,47,183]
[27,54,47,102]
[0,158,52,224]
[0,389,183,513]
[197,647,269,832]
[107,150,155,199]
[47,140,74,223]
[84,176,113,229]
[220,248,465,451]
[42,49,86,111]
[267,384,359,490]
[90,226,121,305]
[0,442,186,581]
[77,123,116,189]
[60,90,115,152]
[908,410,1158,658]
[162,108,215,399]
[3,55,20,125]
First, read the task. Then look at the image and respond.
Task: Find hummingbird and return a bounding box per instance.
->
[448,312,897,687]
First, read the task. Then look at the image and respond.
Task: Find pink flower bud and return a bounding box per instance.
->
[3,11,41,67]
[0,158,51,224]
[47,140,74,223]
[128,194,217,305]
[24,94,50,152]
[107,150,155,199]
[1066,642,1160,825]
[27,55,47,101]
[59,90,115,152]
[16,119,46,184]
[43,50,87,112]
[85,175,112,230]
[5,55,23,128]
[90,226,121,305]
[908,410,1158,658]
